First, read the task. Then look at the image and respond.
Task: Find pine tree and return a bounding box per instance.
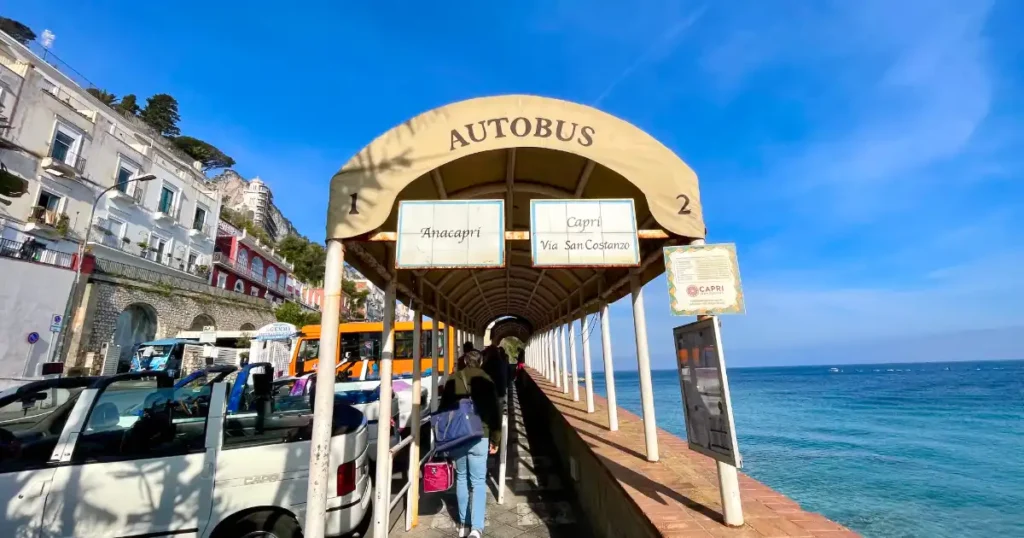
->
[140,94,181,137]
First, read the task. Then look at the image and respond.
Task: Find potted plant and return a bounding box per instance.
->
[195,264,210,278]
[55,214,71,237]
[121,237,132,247]
[137,240,149,256]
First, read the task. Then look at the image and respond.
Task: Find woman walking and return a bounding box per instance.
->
[439,349,501,537]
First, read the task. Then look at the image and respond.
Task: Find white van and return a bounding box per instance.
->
[0,369,370,538]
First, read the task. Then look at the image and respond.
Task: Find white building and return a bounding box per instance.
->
[0,34,221,279]
[241,177,277,240]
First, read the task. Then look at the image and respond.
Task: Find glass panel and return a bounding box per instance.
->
[395,331,414,359]
[0,386,85,472]
[192,208,206,230]
[158,188,174,213]
[73,379,209,463]
[51,131,74,162]
[115,167,132,192]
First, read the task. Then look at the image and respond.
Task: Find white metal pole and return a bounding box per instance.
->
[303,240,345,538]
[581,311,595,413]
[630,273,659,462]
[372,278,398,537]
[569,316,579,401]
[443,300,451,384]
[600,300,619,431]
[406,283,424,530]
[497,398,509,504]
[694,235,745,526]
[431,294,440,412]
[552,328,561,388]
[559,315,569,395]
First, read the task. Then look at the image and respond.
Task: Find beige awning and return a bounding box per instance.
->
[326,94,705,333]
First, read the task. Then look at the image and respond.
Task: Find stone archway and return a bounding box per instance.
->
[110,302,158,374]
[239,323,256,330]
[189,314,216,331]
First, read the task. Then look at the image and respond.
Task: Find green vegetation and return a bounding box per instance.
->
[0,16,35,45]
[115,94,141,117]
[86,88,117,106]
[139,94,181,137]
[500,337,525,362]
[274,301,321,327]
[172,136,236,172]
[276,235,326,284]
[343,279,369,318]
[220,207,273,245]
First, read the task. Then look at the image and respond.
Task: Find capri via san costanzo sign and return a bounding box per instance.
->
[530,199,640,267]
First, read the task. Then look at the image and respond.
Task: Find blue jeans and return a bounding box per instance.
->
[450,436,489,531]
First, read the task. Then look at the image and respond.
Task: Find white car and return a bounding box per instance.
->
[0,368,370,538]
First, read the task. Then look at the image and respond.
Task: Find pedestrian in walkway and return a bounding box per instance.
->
[458,341,474,370]
[440,350,501,538]
[481,337,508,403]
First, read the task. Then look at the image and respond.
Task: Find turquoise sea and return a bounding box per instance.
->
[593,360,1024,538]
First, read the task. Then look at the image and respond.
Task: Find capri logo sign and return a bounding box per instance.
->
[449,117,595,151]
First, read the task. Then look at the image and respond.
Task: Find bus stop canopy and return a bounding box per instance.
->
[326,94,706,336]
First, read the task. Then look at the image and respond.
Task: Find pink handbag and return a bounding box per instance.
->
[423,460,454,493]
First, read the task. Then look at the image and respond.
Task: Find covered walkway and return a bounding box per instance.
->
[305,94,853,538]
[387,385,589,538]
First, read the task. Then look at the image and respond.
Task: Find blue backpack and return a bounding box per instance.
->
[431,372,485,453]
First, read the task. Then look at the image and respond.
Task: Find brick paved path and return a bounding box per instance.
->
[391,385,589,537]
[529,370,859,538]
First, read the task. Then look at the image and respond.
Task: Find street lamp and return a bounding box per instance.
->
[52,173,157,365]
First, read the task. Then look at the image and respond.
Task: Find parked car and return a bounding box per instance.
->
[0,367,370,538]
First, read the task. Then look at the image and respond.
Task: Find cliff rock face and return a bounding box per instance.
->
[208,170,299,241]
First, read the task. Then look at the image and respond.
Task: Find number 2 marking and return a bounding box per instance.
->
[677,194,691,215]
[349,193,359,214]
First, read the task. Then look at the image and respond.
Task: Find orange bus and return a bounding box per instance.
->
[290,320,457,379]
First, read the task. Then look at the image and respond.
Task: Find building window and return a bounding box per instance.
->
[50,123,81,165]
[37,190,62,212]
[217,273,228,289]
[237,248,248,269]
[234,280,245,293]
[150,235,168,263]
[278,274,286,289]
[192,206,207,231]
[115,157,139,193]
[266,266,277,287]
[187,251,198,272]
[251,256,264,278]
[158,186,175,214]
[251,287,260,297]
[104,217,125,247]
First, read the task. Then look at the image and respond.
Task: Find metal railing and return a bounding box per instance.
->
[42,85,96,121]
[0,238,74,269]
[92,257,266,306]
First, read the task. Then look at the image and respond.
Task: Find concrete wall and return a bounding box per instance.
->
[519,375,660,538]
[0,257,74,389]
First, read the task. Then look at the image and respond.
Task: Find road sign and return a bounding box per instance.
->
[49,314,63,333]
[200,327,217,344]
[396,200,505,269]
[27,332,40,344]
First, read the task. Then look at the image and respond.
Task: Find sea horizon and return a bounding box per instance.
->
[594,358,1024,537]
[589,356,1024,373]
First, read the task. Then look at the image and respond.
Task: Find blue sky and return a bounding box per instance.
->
[9,1,1024,368]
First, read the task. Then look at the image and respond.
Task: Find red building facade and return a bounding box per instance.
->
[211,221,294,302]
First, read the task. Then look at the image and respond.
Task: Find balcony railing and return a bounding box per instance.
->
[42,149,87,177]
[42,85,97,122]
[212,252,288,294]
[0,238,74,269]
